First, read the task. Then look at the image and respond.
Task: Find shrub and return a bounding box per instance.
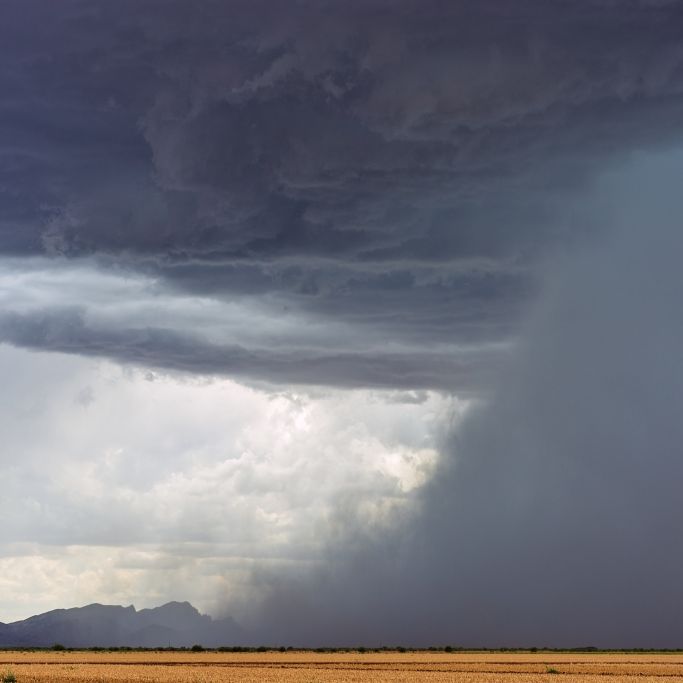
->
[2,669,16,683]
[547,667,560,674]
[190,644,204,652]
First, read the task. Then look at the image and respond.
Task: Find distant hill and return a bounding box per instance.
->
[0,602,244,648]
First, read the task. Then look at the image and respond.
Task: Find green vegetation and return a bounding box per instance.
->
[2,669,16,683]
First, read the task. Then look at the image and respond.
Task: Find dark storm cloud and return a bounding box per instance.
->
[0,307,501,391]
[2,1,683,386]
[237,152,683,647]
[1,0,683,646]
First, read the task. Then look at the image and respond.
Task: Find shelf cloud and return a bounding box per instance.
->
[3,0,683,389]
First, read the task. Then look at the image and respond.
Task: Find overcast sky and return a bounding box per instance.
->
[2,0,683,646]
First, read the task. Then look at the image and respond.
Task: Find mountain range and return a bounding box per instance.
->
[0,602,244,648]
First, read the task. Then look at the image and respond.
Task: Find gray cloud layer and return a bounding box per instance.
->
[3,0,683,388]
[0,306,502,391]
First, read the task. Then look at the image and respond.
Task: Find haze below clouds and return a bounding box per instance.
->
[1,0,682,645]
[239,153,683,647]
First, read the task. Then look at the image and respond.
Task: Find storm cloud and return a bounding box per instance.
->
[1,0,683,645]
[239,152,683,647]
[2,0,683,388]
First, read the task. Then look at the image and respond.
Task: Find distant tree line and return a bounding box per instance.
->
[1,645,682,654]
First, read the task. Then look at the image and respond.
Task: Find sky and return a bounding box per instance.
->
[1,0,683,646]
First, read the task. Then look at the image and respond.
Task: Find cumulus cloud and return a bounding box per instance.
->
[0,343,458,621]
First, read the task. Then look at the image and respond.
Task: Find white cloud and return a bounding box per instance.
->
[0,343,465,622]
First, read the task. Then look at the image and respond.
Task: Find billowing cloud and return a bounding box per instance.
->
[0,342,458,622]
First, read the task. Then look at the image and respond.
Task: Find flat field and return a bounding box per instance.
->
[2,651,683,682]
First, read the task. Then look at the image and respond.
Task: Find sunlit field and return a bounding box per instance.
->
[2,651,683,682]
